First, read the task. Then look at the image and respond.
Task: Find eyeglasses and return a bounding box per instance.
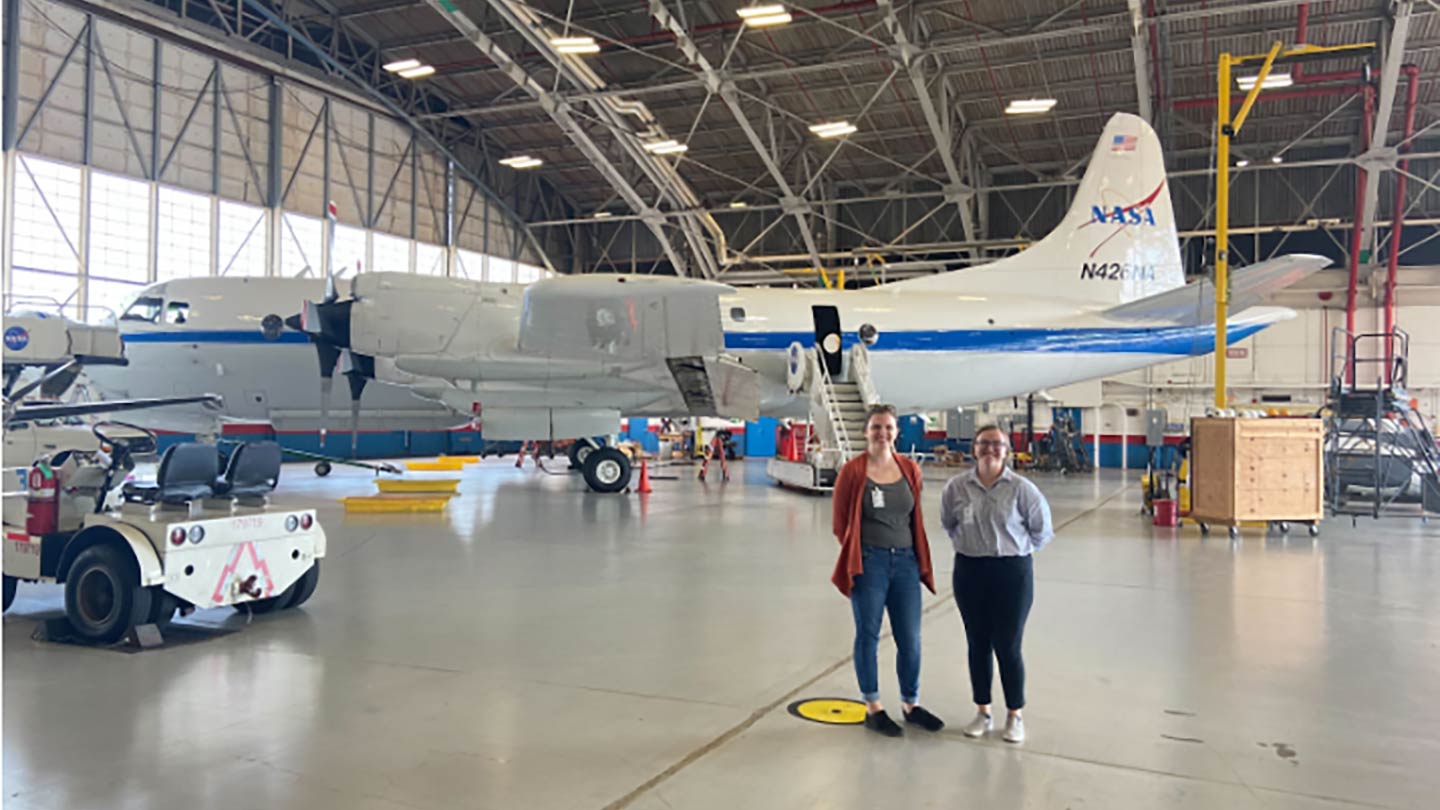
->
[974,440,1006,449]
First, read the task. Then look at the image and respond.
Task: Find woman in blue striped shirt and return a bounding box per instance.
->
[939,424,1054,744]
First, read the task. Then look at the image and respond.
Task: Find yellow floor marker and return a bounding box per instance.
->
[787,698,867,726]
[405,459,466,471]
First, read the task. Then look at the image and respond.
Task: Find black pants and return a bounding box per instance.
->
[953,553,1034,710]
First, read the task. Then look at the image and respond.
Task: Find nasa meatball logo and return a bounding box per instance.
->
[3,326,29,351]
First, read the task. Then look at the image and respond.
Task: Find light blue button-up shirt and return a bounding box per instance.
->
[940,467,1054,557]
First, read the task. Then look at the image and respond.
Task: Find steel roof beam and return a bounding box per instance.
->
[1357,0,1416,253]
[647,0,823,270]
[876,0,978,251]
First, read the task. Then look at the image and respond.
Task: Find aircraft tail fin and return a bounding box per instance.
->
[887,112,1185,307]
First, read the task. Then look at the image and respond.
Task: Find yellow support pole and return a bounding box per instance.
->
[1215,53,1232,411]
[1232,41,1283,132]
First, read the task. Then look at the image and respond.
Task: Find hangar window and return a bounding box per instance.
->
[373,232,412,273]
[165,302,191,325]
[10,156,81,317]
[416,242,446,276]
[281,213,322,277]
[218,201,266,277]
[157,187,212,281]
[730,307,746,322]
[121,297,163,323]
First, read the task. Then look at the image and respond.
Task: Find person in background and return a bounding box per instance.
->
[940,424,1054,744]
[831,404,945,737]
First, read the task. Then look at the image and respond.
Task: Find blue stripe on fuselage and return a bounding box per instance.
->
[121,330,312,344]
[724,322,1268,355]
[119,323,1268,356]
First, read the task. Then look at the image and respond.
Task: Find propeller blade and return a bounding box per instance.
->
[339,350,375,458]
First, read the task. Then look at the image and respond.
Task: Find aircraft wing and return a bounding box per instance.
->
[1102,254,1330,323]
[5,394,224,426]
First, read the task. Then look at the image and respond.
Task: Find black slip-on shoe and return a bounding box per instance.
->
[864,710,904,737]
[903,706,945,732]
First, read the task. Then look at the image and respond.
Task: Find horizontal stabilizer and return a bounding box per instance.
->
[1102,254,1330,323]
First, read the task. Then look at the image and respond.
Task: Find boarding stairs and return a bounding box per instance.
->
[1325,328,1440,519]
[768,341,880,490]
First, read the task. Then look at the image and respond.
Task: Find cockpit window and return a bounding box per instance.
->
[165,301,190,325]
[120,296,162,323]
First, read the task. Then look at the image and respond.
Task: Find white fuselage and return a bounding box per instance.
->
[81,277,1287,427]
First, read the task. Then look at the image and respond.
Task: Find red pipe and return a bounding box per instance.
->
[1345,84,1374,364]
[1293,3,1309,81]
[1384,64,1421,380]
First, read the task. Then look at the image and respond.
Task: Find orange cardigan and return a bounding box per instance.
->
[830,454,935,597]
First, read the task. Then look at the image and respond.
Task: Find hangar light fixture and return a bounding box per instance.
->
[643,139,689,155]
[808,121,857,138]
[383,58,422,73]
[1236,159,1250,167]
[1270,155,1284,164]
[397,64,436,79]
[592,211,613,218]
[738,5,792,27]
[729,201,748,208]
[1004,98,1057,115]
[499,155,543,169]
[1236,73,1293,91]
[551,36,600,55]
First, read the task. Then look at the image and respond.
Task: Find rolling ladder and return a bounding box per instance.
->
[1325,329,1440,520]
[766,341,880,491]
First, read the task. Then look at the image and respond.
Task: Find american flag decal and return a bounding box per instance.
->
[1112,134,1138,152]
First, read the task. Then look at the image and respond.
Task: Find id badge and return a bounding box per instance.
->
[871,486,886,510]
[963,504,975,525]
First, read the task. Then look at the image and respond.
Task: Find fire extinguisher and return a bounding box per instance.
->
[25,462,58,536]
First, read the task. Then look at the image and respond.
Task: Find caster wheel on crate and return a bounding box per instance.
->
[1228,526,1240,539]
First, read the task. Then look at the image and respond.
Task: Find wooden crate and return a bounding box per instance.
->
[1189,417,1324,525]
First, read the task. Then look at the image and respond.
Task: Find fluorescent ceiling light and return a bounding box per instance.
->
[1236,73,1293,90]
[551,36,600,54]
[738,5,791,25]
[742,12,792,26]
[644,139,690,154]
[592,211,613,218]
[397,65,436,79]
[1236,159,1250,167]
[499,156,542,169]
[808,121,857,138]
[383,58,421,73]
[729,201,748,208]
[1270,155,1284,164]
[1005,98,1057,114]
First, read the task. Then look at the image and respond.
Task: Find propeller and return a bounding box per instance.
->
[338,349,376,457]
[279,200,368,450]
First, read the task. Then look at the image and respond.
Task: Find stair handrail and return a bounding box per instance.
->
[808,346,853,463]
[849,341,881,408]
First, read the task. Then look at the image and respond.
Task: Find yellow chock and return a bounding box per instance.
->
[375,478,460,494]
[341,495,453,513]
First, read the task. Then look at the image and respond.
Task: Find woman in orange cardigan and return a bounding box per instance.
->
[831,404,944,737]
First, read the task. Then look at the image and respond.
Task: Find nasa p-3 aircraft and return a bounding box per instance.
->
[85,112,1328,492]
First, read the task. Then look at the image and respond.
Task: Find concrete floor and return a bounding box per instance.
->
[4,457,1438,810]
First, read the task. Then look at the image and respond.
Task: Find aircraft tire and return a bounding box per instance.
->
[568,441,594,468]
[582,447,631,494]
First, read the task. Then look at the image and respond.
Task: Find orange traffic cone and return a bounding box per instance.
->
[636,459,654,494]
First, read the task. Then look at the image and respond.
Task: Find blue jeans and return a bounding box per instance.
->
[850,545,922,704]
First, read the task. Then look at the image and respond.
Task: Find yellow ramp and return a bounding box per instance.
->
[405,459,465,471]
[376,478,461,494]
[341,495,453,513]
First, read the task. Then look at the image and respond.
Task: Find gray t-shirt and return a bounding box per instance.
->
[860,478,914,549]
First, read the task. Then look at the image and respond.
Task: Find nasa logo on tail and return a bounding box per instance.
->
[1090,206,1158,226]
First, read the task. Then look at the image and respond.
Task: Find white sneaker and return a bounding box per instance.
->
[1003,714,1025,744]
[961,711,992,738]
